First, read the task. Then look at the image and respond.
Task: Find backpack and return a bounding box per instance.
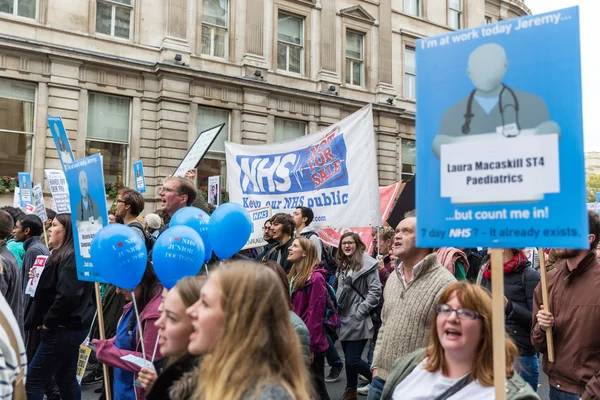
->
[323,282,341,329]
[128,221,155,252]
[300,231,338,277]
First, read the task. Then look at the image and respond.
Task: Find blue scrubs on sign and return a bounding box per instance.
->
[114,307,137,400]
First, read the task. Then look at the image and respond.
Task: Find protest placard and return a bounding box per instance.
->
[173,124,225,178]
[226,105,381,228]
[64,154,108,282]
[47,116,75,170]
[12,187,20,208]
[133,160,146,194]
[18,172,32,208]
[76,345,92,384]
[415,8,583,397]
[208,176,220,207]
[25,255,48,297]
[415,6,586,250]
[242,206,273,250]
[32,184,48,222]
[45,169,71,213]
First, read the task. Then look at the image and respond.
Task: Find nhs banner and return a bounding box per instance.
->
[226,105,381,228]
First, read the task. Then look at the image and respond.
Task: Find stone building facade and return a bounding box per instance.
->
[0,0,530,209]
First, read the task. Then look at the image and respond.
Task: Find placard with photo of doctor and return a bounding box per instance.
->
[208,175,220,207]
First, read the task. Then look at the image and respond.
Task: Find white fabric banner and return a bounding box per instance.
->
[225,105,381,228]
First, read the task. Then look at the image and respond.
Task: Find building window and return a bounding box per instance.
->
[0,0,36,18]
[86,93,130,184]
[0,78,35,177]
[345,30,364,87]
[196,106,230,188]
[96,0,133,39]
[401,139,416,182]
[275,118,306,143]
[277,13,304,74]
[448,0,462,30]
[485,16,492,24]
[404,0,420,17]
[404,47,416,100]
[201,0,228,58]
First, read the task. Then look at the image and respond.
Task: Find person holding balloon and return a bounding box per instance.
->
[187,262,313,399]
[288,237,333,400]
[137,276,205,400]
[24,213,96,400]
[92,262,164,400]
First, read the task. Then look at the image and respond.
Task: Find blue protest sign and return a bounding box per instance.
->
[596,192,600,203]
[64,153,109,282]
[133,160,146,194]
[47,116,75,170]
[415,7,587,249]
[17,172,32,208]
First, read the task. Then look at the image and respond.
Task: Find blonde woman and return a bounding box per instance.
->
[139,276,206,400]
[187,261,313,400]
[288,238,331,400]
[380,281,538,400]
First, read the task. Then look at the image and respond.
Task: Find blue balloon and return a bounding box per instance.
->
[170,207,213,262]
[152,225,205,289]
[208,202,252,259]
[90,224,148,290]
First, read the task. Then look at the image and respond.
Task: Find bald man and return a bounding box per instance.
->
[432,43,560,158]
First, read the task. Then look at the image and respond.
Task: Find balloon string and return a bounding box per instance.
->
[151,334,160,363]
[131,291,147,361]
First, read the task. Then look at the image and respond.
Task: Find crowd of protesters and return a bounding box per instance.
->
[0,168,598,400]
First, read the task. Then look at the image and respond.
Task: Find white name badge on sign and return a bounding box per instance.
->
[440,133,560,205]
[25,255,49,297]
[77,222,103,259]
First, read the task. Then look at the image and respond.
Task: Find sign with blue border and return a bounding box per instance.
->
[64,154,108,282]
[415,7,587,249]
[18,172,32,208]
[133,160,146,194]
[47,116,75,170]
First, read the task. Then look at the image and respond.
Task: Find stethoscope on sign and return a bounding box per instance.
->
[461,84,521,137]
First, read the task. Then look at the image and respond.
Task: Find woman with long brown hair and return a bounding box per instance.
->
[187,261,313,400]
[334,232,381,400]
[288,238,331,400]
[380,281,539,399]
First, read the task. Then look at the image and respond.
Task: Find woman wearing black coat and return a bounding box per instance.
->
[478,248,541,391]
[24,213,95,400]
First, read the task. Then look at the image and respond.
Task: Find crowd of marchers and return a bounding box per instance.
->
[0,171,598,400]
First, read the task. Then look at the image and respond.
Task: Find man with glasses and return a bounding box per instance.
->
[256,218,277,261]
[13,215,49,294]
[158,176,197,232]
[368,210,455,400]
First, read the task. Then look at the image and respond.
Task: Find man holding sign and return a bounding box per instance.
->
[531,210,600,400]
[13,215,49,293]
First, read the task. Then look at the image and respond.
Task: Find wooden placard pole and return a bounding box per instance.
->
[537,248,554,362]
[94,283,112,400]
[42,223,48,246]
[490,249,507,400]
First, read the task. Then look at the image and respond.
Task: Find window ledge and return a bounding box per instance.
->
[94,32,134,44]
[272,69,310,81]
[343,83,369,93]
[0,13,42,27]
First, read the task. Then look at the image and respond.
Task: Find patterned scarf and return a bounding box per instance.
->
[483,250,528,280]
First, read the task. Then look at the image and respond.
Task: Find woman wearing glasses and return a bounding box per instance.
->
[334,232,381,400]
[379,281,539,400]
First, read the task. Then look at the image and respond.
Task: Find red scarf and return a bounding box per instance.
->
[483,251,528,280]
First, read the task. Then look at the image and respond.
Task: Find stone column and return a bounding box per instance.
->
[161,0,191,63]
[317,0,339,90]
[242,0,267,73]
[376,0,396,103]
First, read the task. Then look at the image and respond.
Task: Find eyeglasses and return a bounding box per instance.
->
[435,304,481,320]
[115,199,128,204]
[160,187,181,194]
[341,241,356,247]
[262,226,273,231]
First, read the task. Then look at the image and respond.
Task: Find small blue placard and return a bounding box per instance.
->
[415,7,588,249]
[18,172,32,208]
[47,116,75,171]
[133,160,146,194]
[64,153,108,283]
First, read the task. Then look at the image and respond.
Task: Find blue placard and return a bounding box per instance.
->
[133,160,146,194]
[415,7,588,249]
[64,154,108,282]
[17,172,32,208]
[47,116,75,170]
[596,192,600,203]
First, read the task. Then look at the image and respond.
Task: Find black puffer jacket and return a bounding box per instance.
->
[481,261,540,356]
